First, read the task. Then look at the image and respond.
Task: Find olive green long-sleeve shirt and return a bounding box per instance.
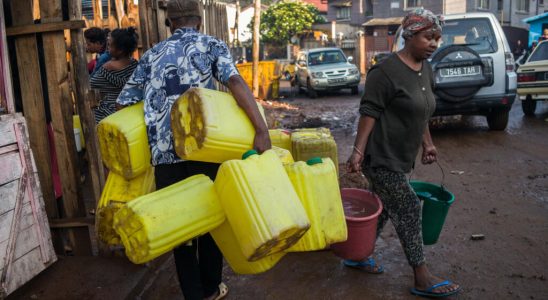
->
[360,54,436,173]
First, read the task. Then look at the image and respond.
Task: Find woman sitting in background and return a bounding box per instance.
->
[91,27,139,123]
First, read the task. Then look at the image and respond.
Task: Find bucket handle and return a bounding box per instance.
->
[409,161,447,192]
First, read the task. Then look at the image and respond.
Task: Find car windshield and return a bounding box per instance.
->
[528,42,548,62]
[439,18,498,54]
[308,50,346,66]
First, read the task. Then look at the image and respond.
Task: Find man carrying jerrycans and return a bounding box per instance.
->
[116,0,271,298]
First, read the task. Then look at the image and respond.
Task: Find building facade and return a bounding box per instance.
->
[326,0,540,68]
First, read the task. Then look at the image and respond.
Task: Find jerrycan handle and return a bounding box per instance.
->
[306,157,323,165]
[242,149,259,160]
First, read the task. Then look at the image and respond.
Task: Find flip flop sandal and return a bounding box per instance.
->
[410,280,461,298]
[343,258,384,274]
[214,282,228,300]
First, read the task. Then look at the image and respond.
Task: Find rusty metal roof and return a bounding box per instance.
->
[363,17,404,27]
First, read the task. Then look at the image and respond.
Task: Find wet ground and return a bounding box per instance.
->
[8,81,548,299]
[135,81,548,299]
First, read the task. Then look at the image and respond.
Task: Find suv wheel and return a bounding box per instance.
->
[486,109,509,131]
[351,86,359,95]
[522,95,537,116]
[307,79,318,98]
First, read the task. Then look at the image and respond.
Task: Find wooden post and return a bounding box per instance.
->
[235,0,240,47]
[68,0,106,211]
[0,3,14,114]
[40,0,92,255]
[147,0,159,46]
[138,0,151,51]
[155,0,168,42]
[252,0,261,98]
[114,0,125,28]
[93,0,103,27]
[9,0,58,225]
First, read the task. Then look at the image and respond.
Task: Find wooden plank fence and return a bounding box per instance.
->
[0,114,57,298]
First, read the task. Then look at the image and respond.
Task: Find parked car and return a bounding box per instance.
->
[516,40,548,116]
[294,48,361,98]
[392,12,517,130]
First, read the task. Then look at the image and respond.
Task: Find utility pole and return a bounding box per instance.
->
[235,0,240,48]
[252,0,261,98]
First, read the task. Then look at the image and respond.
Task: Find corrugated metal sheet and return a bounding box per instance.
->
[82,0,111,20]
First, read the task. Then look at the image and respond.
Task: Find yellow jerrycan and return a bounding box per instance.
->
[268,129,292,151]
[171,87,267,163]
[285,157,347,252]
[271,146,294,165]
[214,149,310,261]
[211,221,285,275]
[113,174,225,264]
[97,102,151,180]
[96,167,156,246]
[291,128,338,173]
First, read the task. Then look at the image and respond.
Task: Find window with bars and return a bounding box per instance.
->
[516,0,530,12]
[337,7,351,20]
[477,0,489,9]
[405,0,422,9]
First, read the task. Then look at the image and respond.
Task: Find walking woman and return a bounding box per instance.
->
[91,27,139,123]
[345,9,461,298]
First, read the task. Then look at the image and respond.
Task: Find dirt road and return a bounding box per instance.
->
[139,82,548,299]
[8,82,547,300]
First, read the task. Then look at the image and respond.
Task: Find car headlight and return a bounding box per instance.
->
[349,68,359,75]
[311,72,324,78]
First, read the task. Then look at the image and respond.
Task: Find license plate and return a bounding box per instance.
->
[439,66,481,78]
[328,78,345,84]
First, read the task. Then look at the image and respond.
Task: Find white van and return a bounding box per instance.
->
[393,12,517,130]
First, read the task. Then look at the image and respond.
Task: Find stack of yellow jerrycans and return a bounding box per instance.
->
[96,102,156,247]
[96,87,347,271]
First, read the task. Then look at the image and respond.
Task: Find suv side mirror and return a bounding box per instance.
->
[347,56,354,63]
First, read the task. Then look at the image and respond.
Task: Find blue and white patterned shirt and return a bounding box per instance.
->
[117,28,239,166]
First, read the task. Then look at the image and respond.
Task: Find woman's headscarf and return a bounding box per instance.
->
[402,8,443,40]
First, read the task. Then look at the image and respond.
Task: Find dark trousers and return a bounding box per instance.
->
[155,161,223,300]
[366,167,425,267]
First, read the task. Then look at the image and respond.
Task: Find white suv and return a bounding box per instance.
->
[294,48,361,98]
[393,12,517,130]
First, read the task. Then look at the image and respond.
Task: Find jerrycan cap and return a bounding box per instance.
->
[242,149,259,160]
[306,157,323,165]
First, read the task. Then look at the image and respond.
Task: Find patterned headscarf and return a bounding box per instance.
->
[402,8,443,40]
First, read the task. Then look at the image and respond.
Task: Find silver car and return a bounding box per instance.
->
[294,48,361,98]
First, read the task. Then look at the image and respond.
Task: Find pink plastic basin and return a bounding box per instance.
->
[331,188,383,261]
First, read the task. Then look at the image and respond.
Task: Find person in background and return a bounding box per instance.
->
[90,27,138,123]
[346,8,461,298]
[116,0,270,299]
[514,39,525,58]
[84,27,111,75]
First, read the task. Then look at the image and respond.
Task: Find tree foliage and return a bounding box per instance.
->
[254,0,324,45]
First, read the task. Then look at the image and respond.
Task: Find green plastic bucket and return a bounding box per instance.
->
[410,180,455,245]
